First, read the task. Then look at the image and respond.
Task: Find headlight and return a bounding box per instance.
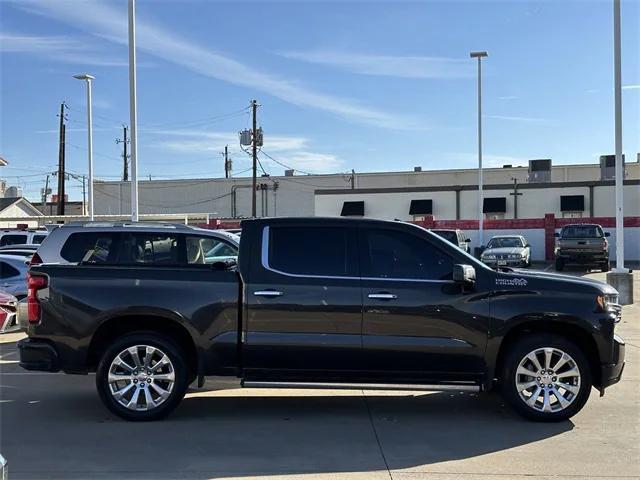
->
[596,294,620,313]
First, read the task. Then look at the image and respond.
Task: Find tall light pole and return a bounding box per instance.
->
[613,0,625,272]
[73,74,95,221]
[128,0,139,222]
[470,51,488,249]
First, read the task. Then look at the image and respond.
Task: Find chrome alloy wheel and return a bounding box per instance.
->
[515,347,581,413]
[108,345,175,411]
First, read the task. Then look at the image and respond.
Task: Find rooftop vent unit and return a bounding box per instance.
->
[414,166,422,172]
[600,154,625,180]
[502,164,512,168]
[528,159,552,183]
[5,186,22,198]
[284,169,295,177]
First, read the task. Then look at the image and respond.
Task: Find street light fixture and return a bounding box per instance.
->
[73,73,95,220]
[470,51,488,250]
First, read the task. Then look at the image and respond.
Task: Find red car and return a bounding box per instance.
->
[0,290,18,333]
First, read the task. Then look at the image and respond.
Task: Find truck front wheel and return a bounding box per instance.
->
[96,332,189,421]
[501,334,592,422]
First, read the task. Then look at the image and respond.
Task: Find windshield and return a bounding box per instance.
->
[487,237,524,248]
[561,226,603,238]
[432,230,458,244]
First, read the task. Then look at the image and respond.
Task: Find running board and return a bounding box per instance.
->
[241,380,480,392]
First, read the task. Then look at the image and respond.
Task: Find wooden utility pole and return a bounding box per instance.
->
[116,125,130,181]
[56,102,67,215]
[251,99,258,217]
[223,145,231,178]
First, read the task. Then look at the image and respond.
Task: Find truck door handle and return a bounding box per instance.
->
[254,290,284,297]
[368,292,398,300]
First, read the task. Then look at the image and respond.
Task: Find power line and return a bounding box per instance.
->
[142,107,251,130]
[260,150,316,176]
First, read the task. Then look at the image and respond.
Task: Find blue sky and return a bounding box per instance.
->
[1,0,639,201]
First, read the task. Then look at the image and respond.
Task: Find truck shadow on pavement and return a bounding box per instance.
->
[1,343,574,479]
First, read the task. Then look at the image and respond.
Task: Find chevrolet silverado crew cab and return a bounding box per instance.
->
[19,218,625,422]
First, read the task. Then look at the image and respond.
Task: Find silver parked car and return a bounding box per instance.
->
[32,221,240,266]
[481,235,531,268]
[0,254,29,299]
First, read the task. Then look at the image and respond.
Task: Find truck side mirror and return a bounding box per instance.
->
[465,238,471,242]
[453,264,476,285]
[605,232,611,237]
[554,233,559,238]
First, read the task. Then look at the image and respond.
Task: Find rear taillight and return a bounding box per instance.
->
[29,252,43,266]
[603,239,609,249]
[27,274,48,324]
[0,309,7,330]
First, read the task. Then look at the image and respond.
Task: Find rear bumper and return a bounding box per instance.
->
[556,252,608,263]
[18,338,60,372]
[600,334,625,389]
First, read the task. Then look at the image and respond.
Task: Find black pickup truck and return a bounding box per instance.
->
[19,217,625,422]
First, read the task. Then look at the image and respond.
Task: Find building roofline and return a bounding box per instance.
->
[92,160,639,186]
[314,179,640,195]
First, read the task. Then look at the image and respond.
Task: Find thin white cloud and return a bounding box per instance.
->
[265,152,343,173]
[0,31,129,67]
[15,0,421,130]
[622,84,640,90]
[485,114,550,124]
[147,129,340,173]
[498,95,518,100]
[277,50,473,79]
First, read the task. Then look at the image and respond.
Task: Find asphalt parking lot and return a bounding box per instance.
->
[1,269,638,480]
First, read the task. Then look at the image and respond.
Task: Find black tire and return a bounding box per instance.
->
[501,333,592,422]
[554,258,564,271]
[601,260,611,272]
[96,332,190,421]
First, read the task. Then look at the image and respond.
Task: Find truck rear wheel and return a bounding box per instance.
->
[501,334,591,422]
[96,332,189,421]
[601,260,611,272]
[554,258,564,271]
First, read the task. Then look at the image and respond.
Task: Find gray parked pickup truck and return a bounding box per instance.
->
[19,217,624,422]
[555,224,610,272]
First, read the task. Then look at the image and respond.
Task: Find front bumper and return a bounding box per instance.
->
[18,338,60,372]
[482,258,527,268]
[600,334,625,390]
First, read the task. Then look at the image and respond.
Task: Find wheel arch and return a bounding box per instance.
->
[87,314,199,376]
[491,318,601,389]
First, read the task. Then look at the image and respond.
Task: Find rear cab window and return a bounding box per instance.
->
[561,225,604,238]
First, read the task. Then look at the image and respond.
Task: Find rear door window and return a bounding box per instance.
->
[360,228,453,280]
[0,234,27,246]
[268,226,356,277]
[61,232,118,263]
